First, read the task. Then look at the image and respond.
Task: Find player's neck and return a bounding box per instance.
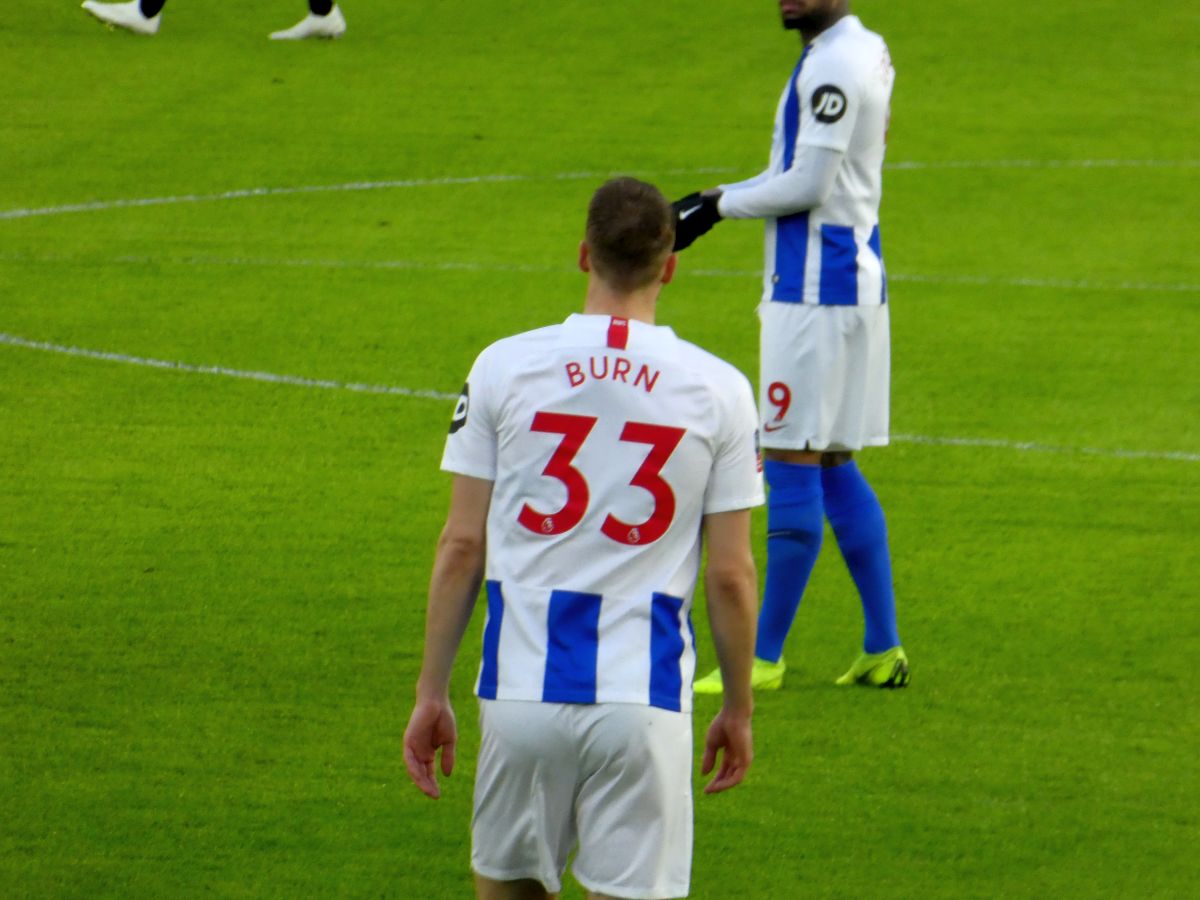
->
[583,281,658,325]
[800,9,848,44]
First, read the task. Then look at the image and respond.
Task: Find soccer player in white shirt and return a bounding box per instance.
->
[677,0,910,692]
[403,177,763,900]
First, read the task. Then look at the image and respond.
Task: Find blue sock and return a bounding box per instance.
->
[821,461,900,654]
[755,461,824,663]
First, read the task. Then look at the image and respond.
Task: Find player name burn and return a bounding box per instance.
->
[565,355,662,393]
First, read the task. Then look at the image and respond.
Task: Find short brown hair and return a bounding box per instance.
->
[585,177,675,293]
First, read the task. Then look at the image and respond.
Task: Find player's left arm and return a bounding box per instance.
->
[673,146,845,238]
[698,370,764,792]
[699,507,758,794]
[716,144,844,219]
[719,50,863,221]
[718,167,773,194]
[403,473,492,799]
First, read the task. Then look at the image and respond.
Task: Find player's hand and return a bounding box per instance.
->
[671,190,723,252]
[700,706,753,794]
[403,698,457,799]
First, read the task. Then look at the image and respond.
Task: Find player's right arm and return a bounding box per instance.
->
[403,473,492,799]
[699,507,758,794]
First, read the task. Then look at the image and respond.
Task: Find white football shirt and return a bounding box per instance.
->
[441,313,763,713]
[725,14,894,306]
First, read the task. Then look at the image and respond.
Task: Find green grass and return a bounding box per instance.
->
[2,1,1198,897]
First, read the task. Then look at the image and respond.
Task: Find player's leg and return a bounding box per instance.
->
[754,303,835,675]
[472,701,575,898]
[269,1,347,40]
[754,451,825,668]
[695,302,824,694]
[821,306,908,686]
[572,704,693,900]
[694,448,817,694]
[822,454,907,685]
[822,452,898,654]
[81,0,164,34]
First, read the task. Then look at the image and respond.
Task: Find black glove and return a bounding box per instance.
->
[671,191,723,252]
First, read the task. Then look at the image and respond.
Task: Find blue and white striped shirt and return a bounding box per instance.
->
[442,314,764,713]
[727,16,894,307]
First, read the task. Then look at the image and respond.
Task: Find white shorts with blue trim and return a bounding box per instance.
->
[757,301,890,452]
[472,699,693,900]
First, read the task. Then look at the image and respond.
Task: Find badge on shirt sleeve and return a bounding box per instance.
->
[811,84,848,123]
[449,382,470,434]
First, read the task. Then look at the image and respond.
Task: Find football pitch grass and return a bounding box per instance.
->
[2,1,1197,897]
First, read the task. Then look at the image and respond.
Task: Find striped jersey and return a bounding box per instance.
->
[743,14,894,306]
[441,313,763,713]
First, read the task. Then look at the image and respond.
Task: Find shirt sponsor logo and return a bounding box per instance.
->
[449,382,469,433]
[811,84,848,123]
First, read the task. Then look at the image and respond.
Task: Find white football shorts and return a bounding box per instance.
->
[757,301,890,452]
[472,699,693,899]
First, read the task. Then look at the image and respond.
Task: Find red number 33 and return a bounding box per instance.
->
[517,412,686,545]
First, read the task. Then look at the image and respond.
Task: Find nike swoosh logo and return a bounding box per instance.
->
[678,204,703,220]
[763,422,788,432]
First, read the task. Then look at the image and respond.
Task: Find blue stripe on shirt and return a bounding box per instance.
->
[478,580,504,699]
[781,48,809,171]
[543,589,602,704]
[773,48,812,303]
[869,224,886,303]
[818,223,859,305]
[649,593,687,712]
[772,211,810,302]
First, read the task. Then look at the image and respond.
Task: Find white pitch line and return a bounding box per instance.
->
[892,433,1200,464]
[0,333,459,401]
[2,332,1196,464]
[1,160,1194,222]
[0,251,571,277]
[886,271,1200,295]
[886,158,1200,171]
[2,251,1196,295]
[0,168,736,222]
